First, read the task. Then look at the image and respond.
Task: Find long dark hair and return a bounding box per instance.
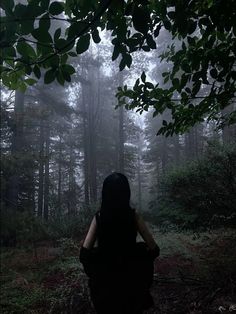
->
[101,172,131,213]
[97,173,136,252]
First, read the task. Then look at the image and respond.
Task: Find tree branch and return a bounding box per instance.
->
[33,0,113,66]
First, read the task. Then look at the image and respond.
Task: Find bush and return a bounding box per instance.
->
[152,142,236,229]
[0,206,96,247]
[46,208,95,240]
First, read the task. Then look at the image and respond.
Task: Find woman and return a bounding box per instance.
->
[80,173,160,314]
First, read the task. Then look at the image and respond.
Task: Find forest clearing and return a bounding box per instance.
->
[1,0,236,313]
[1,227,236,314]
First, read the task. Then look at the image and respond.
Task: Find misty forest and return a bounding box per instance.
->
[1,0,236,313]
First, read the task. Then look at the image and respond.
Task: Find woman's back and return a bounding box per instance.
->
[95,208,137,255]
[80,173,160,314]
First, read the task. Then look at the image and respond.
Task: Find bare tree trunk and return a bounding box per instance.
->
[37,118,44,217]
[6,90,25,212]
[43,124,50,220]
[81,67,90,207]
[88,66,97,203]
[57,132,62,215]
[137,139,142,210]
[185,129,195,160]
[118,71,124,173]
[68,141,76,215]
[173,135,180,165]
[161,136,167,174]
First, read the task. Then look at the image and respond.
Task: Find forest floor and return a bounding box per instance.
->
[1,227,236,314]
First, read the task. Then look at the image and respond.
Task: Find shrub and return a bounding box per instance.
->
[0,205,95,247]
[152,142,236,229]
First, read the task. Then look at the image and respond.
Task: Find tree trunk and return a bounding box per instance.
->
[57,132,62,215]
[137,138,142,210]
[173,135,180,165]
[37,118,44,217]
[43,124,50,220]
[185,129,195,160]
[161,136,167,174]
[118,71,125,173]
[88,66,97,203]
[68,140,76,215]
[7,90,25,211]
[81,67,90,207]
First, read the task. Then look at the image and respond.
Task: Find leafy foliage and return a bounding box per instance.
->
[1,0,235,134]
[0,206,95,247]
[150,142,236,228]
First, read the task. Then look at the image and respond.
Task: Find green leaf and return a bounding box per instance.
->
[5,20,18,39]
[132,5,149,34]
[33,65,41,79]
[142,45,150,52]
[188,20,197,35]
[14,4,27,18]
[16,41,36,58]
[163,20,171,31]
[2,47,16,58]
[0,0,14,13]
[181,62,191,73]
[164,76,169,84]
[56,69,65,85]
[44,69,56,84]
[172,78,180,89]
[146,34,156,49]
[92,29,101,44]
[49,54,60,68]
[192,80,201,96]
[54,28,61,42]
[154,24,161,37]
[49,1,64,15]
[141,71,146,83]
[67,22,87,40]
[24,65,32,75]
[55,38,75,52]
[210,68,218,79]
[18,82,27,93]
[32,28,52,43]
[167,11,175,19]
[61,64,75,75]
[60,53,68,64]
[122,54,132,68]
[112,45,120,61]
[39,13,50,32]
[231,71,236,80]
[40,0,50,10]
[25,78,37,86]
[61,68,71,82]
[21,19,34,35]
[119,57,126,71]
[76,34,90,54]
[27,2,44,17]
[146,82,154,89]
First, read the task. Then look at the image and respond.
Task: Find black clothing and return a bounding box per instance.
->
[79,212,159,314]
[95,209,137,255]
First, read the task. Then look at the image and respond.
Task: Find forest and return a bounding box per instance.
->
[1,0,236,313]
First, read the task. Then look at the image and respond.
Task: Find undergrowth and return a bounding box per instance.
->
[1,229,236,313]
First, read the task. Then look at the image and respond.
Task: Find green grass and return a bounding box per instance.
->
[1,229,236,313]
